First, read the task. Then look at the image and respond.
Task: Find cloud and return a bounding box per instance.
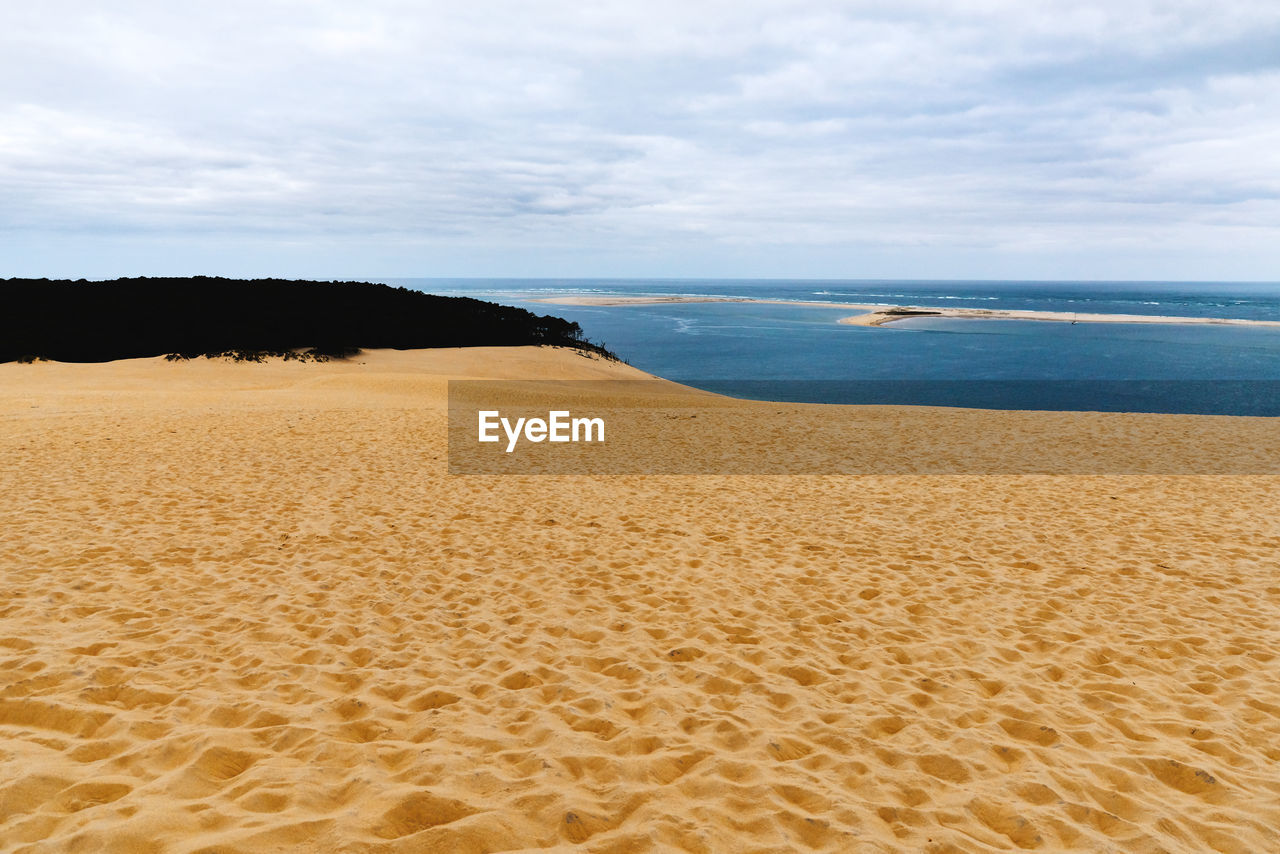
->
[2,0,1280,278]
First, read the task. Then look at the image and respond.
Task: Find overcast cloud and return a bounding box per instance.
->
[3,1,1280,279]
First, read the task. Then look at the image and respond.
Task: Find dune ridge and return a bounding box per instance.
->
[2,348,1280,852]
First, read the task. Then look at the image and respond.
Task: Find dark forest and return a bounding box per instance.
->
[1,277,614,363]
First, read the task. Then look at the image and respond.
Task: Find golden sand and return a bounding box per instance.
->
[2,348,1280,852]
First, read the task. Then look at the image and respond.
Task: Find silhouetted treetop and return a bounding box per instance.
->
[1,277,613,363]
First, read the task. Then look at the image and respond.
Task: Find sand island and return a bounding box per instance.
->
[532,294,1280,329]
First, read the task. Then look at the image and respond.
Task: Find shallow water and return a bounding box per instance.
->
[382,278,1280,413]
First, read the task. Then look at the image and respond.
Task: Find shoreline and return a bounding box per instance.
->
[531,294,1280,328]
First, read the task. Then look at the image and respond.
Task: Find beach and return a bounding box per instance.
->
[531,295,1280,329]
[3,347,1280,852]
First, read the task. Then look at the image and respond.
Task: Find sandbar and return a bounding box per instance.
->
[532,294,1280,328]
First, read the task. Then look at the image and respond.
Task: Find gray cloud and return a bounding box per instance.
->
[3,1,1280,278]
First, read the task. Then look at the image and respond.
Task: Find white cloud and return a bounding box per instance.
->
[2,1,1279,278]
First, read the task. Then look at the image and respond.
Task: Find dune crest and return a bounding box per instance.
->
[3,347,1279,852]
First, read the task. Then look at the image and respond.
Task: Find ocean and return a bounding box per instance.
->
[382,279,1280,415]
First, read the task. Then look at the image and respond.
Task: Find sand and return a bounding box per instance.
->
[532,295,1280,329]
[835,308,1280,329]
[3,347,1280,852]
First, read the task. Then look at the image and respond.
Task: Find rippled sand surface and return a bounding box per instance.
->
[2,348,1279,852]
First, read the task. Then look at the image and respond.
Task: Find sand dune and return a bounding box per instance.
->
[3,348,1280,852]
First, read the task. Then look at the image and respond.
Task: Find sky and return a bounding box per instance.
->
[3,1,1280,281]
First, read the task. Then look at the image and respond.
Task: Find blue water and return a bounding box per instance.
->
[381,278,1280,414]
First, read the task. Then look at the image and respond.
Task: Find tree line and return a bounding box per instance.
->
[0,277,616,363]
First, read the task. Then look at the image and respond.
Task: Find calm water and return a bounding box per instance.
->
[382,278,1280,414]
